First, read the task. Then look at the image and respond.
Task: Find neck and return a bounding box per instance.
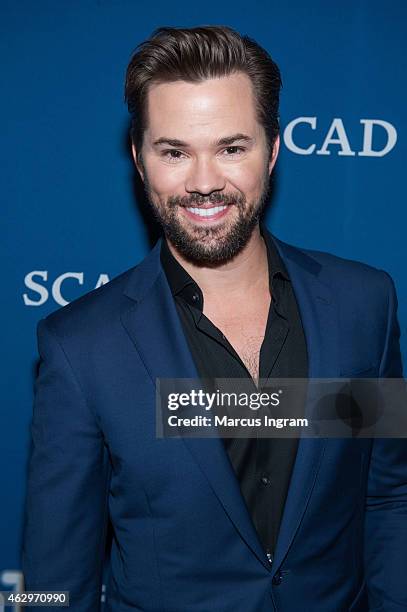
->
[166,224,269,300]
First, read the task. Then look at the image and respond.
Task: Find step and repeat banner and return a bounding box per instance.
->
[2,0,406,603]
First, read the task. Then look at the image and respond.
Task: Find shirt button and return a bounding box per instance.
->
[192,292,199,303]
[261,475,271,486]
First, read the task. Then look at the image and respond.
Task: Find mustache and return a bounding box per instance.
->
[167,192,245,208]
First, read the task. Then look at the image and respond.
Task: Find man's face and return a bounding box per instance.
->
[133,72,279,264]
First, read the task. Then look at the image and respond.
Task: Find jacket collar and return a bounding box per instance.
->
[123,227,322,305]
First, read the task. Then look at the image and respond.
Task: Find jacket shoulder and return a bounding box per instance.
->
[305,245,395,297]
[276,235,394,292]
[42,264,139,340]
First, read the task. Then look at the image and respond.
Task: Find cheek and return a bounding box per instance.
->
[225,163,267,196]
[145,158,186,197]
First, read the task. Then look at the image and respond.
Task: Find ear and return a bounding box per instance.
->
[131,143,144,181]
[268,133,280,175]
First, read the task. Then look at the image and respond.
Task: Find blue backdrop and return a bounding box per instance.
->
[2,0,406,600]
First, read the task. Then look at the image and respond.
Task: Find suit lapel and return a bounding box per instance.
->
[120,239,271,570]
[271,234,340,571]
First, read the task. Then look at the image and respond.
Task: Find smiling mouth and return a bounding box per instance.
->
[184,204,229,218]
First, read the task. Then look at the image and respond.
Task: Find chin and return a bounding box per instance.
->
[166,219,258,266]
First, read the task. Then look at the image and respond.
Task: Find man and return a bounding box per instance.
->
[22,26,406,611]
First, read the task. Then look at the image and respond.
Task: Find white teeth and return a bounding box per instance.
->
[185,205,227,217]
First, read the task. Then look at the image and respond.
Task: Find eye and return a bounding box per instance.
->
[161,149,187,163]
[222,146,246,157]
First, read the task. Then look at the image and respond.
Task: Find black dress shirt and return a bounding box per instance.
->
[160,223,308,561]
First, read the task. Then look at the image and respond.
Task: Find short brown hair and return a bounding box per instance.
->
[124,25,282,159]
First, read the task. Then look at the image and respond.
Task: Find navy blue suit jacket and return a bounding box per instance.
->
[22,230,407,611]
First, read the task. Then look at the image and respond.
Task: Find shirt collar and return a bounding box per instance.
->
[160,221,290,310]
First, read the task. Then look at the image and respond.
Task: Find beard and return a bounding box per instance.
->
[143,168,271,266]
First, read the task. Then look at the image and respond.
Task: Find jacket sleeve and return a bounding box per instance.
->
[364,272,407,610]
[22,317,111,611]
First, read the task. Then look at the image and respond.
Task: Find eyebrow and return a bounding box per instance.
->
[152,133,255,147]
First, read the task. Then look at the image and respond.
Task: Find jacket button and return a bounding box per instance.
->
[272,572,282,586]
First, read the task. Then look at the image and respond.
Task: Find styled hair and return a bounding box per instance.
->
[124,25,282,159]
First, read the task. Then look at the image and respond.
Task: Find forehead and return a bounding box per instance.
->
[144,72,261,143]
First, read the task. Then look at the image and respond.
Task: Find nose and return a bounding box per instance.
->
[185,156,226,195]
